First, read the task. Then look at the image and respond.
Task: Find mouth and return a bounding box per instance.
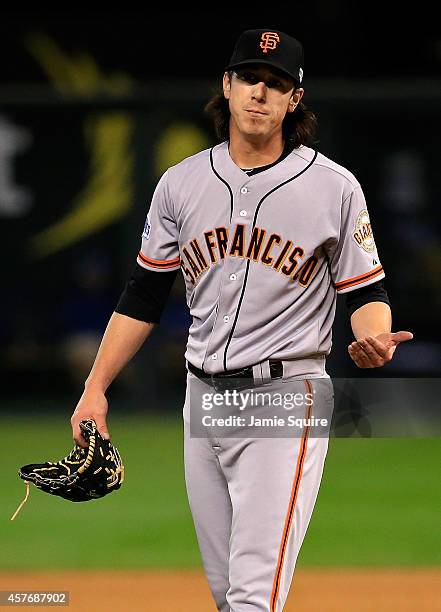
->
[245,109,268,116]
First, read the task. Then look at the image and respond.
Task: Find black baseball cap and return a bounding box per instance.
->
[226,29,304,84]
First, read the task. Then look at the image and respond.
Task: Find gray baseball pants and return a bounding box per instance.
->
[183,365,333,611]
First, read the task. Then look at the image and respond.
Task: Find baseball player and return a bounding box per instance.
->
[71,29,413,611]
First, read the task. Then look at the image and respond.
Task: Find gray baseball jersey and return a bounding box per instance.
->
[137,142,384,373]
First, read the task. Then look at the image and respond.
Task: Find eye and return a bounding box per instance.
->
[237,71,258,84]
[267,79,283,89]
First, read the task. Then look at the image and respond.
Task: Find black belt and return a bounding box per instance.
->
[187,360,283,393]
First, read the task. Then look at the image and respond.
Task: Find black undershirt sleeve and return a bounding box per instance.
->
[345,280,390,316]
[115,262,179,324]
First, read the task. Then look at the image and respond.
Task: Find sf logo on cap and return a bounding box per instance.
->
[260,32,280,53]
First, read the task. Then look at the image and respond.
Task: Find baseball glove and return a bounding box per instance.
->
[11,419,124,520]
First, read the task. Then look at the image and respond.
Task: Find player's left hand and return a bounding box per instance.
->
[348,331,413,368]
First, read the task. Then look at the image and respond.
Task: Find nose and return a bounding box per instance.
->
[251,81,267,102]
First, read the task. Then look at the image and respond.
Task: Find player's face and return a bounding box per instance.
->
[223,65,304,142]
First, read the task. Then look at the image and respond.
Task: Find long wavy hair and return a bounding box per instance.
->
[205,72,318,147]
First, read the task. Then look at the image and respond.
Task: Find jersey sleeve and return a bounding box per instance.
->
[328,186,385,294]
[136,170,181,272]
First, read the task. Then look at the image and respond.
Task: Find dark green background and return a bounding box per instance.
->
[2,415,440,570]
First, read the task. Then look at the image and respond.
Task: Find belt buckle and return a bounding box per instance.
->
[211,375,221,393]
[211,376,232,393]
[211,375,253,394]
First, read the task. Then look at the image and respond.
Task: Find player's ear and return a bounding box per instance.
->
[223,71,232,99]
[287,87,304,112]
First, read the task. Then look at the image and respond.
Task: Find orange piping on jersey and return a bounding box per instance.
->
[335,265,384,292]
[270,380,313,612]
[137,251,181,268]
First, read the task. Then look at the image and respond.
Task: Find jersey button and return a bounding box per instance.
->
[239,210,247,217]
[223,315,230,322]
[229,273,237,281]
[211,353,218,360]
[240,187,248,194]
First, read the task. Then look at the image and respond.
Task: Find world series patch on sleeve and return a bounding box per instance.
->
[10,419,125,520]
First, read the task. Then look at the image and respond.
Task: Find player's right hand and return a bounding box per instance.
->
[71,388,110,448]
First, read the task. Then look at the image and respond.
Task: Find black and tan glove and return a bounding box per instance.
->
[11,419,124,520]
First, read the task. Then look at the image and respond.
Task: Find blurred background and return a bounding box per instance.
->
[0,6,440,610]
[1,6,440,406]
